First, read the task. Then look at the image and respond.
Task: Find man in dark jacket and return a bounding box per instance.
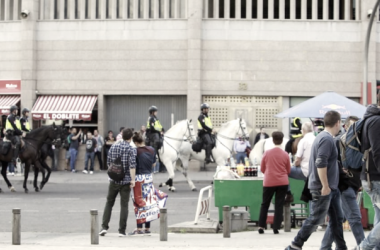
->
[5,105,24,164]
[322,116,365,248]
[146,106,163,154]
[253,127,269,145]
[356,104,380,250]
[198,103,213,164]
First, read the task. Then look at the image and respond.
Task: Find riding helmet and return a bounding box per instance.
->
[149,106,158,113]
[200,103,210,111]
[22,108,30,115]
[10,105,18,113]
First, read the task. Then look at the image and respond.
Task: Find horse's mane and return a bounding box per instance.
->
[25,126,53,138]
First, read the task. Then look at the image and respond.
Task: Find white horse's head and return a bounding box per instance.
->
[167,119,196,144]
[250,137,290,165]
[219,118,249,140]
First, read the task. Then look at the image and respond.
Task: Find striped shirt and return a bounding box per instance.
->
[107,140,137,185]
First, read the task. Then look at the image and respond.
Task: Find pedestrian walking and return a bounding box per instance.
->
[83,131,97,174]
[285,111,347,250]
[94,129,104,170]
[99,128,136,237]
[128,132,168,236]
[234,137,250,164]
[355,104,380,250]
[322,116,365,249]
[64,128,71,171]
[258,131,290,234]
[68,128,82,173]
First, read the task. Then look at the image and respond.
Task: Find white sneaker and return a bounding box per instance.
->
[82,170,88,174]
[7,172,14,176]
[90,171,93,175]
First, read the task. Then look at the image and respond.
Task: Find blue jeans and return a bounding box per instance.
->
[360,180,380,250]
[321,187,365,248]
[8,162,15,173]
[154,161,159,173]
[84,152,95,171]
[69,148,78,171]
[288,166,307,191]
[235,152,246,164]
[292,189,347,250]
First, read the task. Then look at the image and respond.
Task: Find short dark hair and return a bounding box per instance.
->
[324,111,341,127]
[87,131,92,135]
[108,130,113,134]
[272,131,284,145]
[122,128,133,140]
[119,127,125,132]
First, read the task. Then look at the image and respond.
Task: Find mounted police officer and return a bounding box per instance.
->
[5,105,25,164]
[19,108,31,133]
[146,106,163,153]
[290,117,303,139]
[198,103,213,164]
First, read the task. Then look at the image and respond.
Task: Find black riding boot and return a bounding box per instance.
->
[205,145,212,164]
[12,145,20,164]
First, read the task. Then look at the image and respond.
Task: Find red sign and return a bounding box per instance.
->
[32,113,92,121]
[0,109,10,115]
[0,80,21,94]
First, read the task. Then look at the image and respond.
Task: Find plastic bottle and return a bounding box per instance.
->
[244,157,250,167]
[237,163,244,177]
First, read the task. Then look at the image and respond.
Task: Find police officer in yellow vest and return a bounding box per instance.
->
[290,117,303,139]
[5,105,25,164]
[146,106,163,153]
[198,103,213,164]
[20,108,31,133]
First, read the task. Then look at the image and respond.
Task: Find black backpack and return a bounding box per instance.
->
[107,149,126,182]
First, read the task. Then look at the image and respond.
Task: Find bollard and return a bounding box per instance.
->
[223,206,231,238]
[12,208,21,245]
[160,208,168,241]
[284,203,291,232]
[90,210,99,245]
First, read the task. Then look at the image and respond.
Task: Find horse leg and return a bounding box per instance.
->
[178,157,197,191]
[158,159,176,192]
[33,166,40,192]
[39,159,51,190]
[1,161,15,192]
[23,162,30,193]
[33,160,46,191]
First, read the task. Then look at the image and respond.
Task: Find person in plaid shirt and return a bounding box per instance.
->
[99,128,136,237]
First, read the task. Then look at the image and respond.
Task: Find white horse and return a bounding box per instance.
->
[178,118,249,183]
[249,137,289,165]
[157,119,196,192]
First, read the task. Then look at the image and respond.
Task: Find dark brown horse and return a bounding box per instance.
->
[285,136,303,158]
[0,124,62,193]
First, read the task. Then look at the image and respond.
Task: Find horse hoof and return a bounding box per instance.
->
[0,188,2,193]
[170,187,176,192]
[25,189,28,194]
[35,188,39,192]
[40,184,44,190]
[159,183,163,188]
[192,188,197,192]
[10,186,16,192]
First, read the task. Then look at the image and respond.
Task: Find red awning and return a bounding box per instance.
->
[0,95,21,116]
[31,95,97,120]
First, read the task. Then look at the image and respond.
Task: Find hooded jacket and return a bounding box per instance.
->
[361,104,380,181]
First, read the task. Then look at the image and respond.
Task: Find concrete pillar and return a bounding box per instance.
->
[110,0,117,19]
[334,0,339,20]
[50,0,55,19]
[144,0,149,18]
[133,0,139,19]
[301,0,307,19]
[236,0,241,19]
[20,0,39,125]
[344,0,350,20]
[164,0,169,18]
[120,0,128,18]
[39,0,44,20]
[79,0,86,19]
[100,0,107,19]
[153,0,159,18]
[68,0,75,19]
[279,0,284,19]
[281,97,290,143]
[268,0,273,19]
[58,0,65,19]
[4,0,10,20]
[89,0,97,19]
[213,0,219,18]
[323,0,328,20]
[290,0,295,19]
[187,0,202,128]
[355,0,360,20]
[224,0,230,19]
[312,0,318,20]
[13,0,19,20]
[246,0,252,19]
[257,0,263,19]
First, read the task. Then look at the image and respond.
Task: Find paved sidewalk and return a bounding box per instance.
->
[0,230,360,250]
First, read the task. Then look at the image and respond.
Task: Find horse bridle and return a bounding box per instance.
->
[23,127,62,146]
[216,119,249,141]
[163,120,196,144]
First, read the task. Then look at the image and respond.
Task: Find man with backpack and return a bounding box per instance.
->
[322,116,365,249]
[355,104,380,250]
[99,128,136,237]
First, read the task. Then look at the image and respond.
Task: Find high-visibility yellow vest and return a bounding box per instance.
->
[147,117,163,132]
[6,116,22,131]
[198,116,213,130]
[24,120,31,131]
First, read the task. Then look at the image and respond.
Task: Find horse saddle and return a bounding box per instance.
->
[192,135,216,153]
